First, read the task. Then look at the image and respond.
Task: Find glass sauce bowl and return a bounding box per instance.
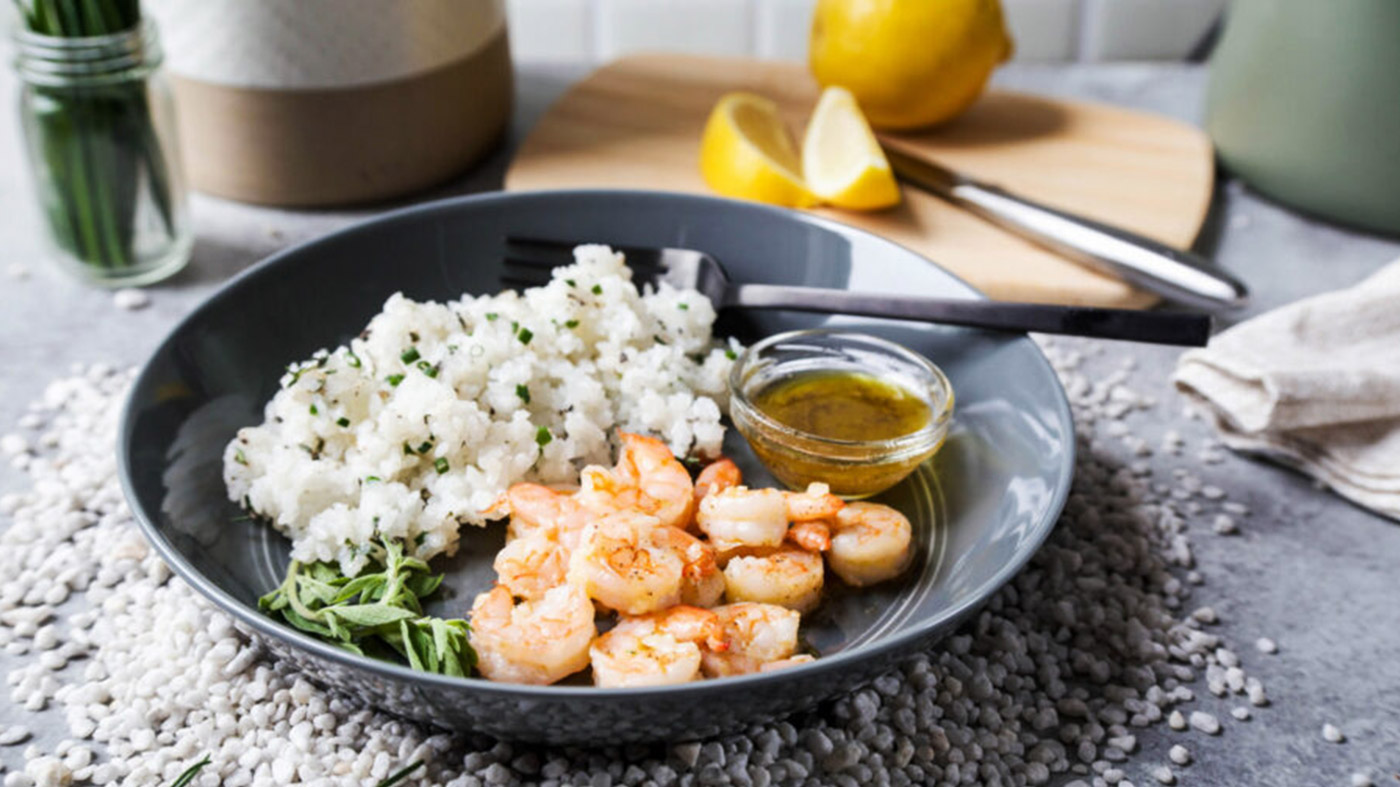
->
[728,330,954,499]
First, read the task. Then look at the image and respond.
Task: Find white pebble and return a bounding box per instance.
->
[0,726,32,746]
[1151,765,1175,784]
[1168,745,1191,766]
[1255,637,1277,654]
[24,757,70,787]
[111,289,150,310]
[0,434,29,456]
[1231,707,1251,721]
[1322,724,1345,743]
[1351,773,1373,787]
[1189,711,1220,735]
[1167,711,1187,731]
[129,728,155,751]
[1212,515,1237,535]
[1248,683,1269,706]
[32,626,58,651]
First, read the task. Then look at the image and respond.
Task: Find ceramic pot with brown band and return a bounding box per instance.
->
[146,0,513,207]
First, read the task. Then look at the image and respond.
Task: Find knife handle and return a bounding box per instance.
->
[945,182,1248,311]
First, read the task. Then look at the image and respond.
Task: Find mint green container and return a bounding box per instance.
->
[1205,0,1400,235]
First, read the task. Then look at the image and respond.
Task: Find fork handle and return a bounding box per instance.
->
[725,285,1211,346]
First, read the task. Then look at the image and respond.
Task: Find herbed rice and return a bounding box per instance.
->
[224,245,738,574]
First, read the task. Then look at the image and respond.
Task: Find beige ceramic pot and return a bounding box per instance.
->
[147,0,512,207]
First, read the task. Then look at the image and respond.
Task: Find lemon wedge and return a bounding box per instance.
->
[700,92,818,208]
[801,87,901,211]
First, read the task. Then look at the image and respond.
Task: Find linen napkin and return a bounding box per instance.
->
[1173,259,1400,521]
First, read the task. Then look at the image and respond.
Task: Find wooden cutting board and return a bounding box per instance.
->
[506,54,1216,309]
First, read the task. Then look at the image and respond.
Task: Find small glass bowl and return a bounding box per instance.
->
[728,329,954,499]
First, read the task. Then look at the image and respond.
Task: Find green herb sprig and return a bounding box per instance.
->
[166,755,210,787]
[165,754,425,786]
[377,761,425,787]
[258,539,475,677]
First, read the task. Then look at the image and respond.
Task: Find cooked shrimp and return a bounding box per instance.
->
[782,482,844,522]
[722,547,824,612]
[827,501,913,587]
[567,512,718,614]
[501,483,591,549]
[701,602,802,677]
[695,457,742,501]
[710,542,773,569]
[673,529,726,609]
[493,530,569,600]
[576,432,695,530]
[617,432,697,527]
[589,606,728,687]
[696,486,788,551]
[633,518,725,608]
[760,654,816,672]
[575,464,634,514]
[787,520,831,552]
[469,584,596,685]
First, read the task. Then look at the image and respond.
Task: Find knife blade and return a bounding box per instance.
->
[882,144,1248,312]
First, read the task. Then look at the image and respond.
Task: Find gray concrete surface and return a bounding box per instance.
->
[2,63,1398,784]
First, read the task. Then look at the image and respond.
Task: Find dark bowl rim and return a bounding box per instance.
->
[117,188,1076,701]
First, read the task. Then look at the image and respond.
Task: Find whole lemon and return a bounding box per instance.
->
[809,0,1014,130]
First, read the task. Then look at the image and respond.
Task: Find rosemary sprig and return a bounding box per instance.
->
[258,538,475,676]
[167,755,210,787]
[377,760,426,787]
[165,754,426,785]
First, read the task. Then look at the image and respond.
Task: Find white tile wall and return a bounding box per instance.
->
[506,0,1227,65]
[755,0,816,61]
[1002,0,1080,62]
[506,0,592,62]
[1079,0,1225,60]
[596,0,753,60]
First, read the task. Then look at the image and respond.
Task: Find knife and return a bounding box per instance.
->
[881,145,1249,312]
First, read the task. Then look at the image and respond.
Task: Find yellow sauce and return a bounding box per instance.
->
[754,371,930,442]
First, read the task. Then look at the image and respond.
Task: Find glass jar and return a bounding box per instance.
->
[13,20,191,287]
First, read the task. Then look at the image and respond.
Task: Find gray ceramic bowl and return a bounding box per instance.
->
[119,190,1074,744]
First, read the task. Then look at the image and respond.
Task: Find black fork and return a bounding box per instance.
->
[503,236,1211,347]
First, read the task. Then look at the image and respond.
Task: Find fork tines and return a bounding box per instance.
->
[502,236,664,289]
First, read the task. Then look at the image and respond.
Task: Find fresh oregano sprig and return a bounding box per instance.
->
[259,538,476,676]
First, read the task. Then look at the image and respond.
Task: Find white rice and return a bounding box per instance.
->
[224,245,738,574]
